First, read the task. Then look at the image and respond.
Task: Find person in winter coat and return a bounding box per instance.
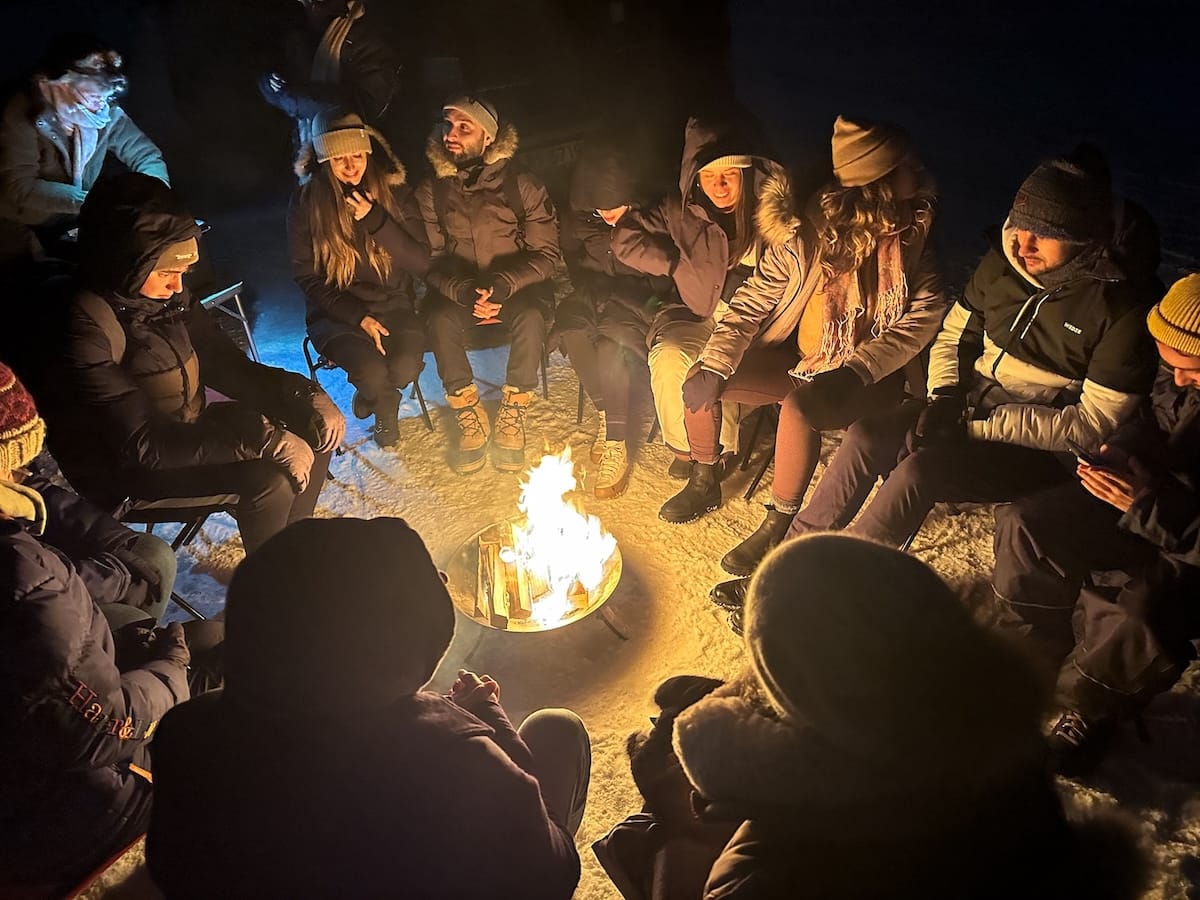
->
[0,34,168,268]
[146,516,590,900]
[417,96,560,475]
[669,535,1149,900]
[992,273,1200,772]
[711,148,1159,627]
[611,115,784,480]
[259,0,403,151]
[554,144,672,498]
[32,173,345,554]
[289,108,429,447]
[663,116,945,531]
[0,364,223,894]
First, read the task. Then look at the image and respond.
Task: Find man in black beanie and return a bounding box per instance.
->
[146,517,589,900]
[711,148,1160,630]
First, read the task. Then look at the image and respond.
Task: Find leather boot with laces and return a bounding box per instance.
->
[721,505,795,576]
[590,410,608,463]
[659,461,721,524]
[492,385,533,472]
[446,384,490,474]
[372,390,402,448]
[594,439,630,499]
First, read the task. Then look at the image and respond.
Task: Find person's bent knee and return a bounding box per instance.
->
[518,707,590,752]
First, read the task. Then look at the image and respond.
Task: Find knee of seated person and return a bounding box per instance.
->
[128,532,177,586]
[518,707,590,749]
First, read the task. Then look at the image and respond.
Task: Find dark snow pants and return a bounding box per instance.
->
[554,295,650,443]
[518,708,591,836]
[315,309,425,418]
[992,480,1200,718]
[785,400,1072,547]
[425,285,549,395]
[122,451,332,555]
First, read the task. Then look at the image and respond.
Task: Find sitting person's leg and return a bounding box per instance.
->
[555,295,605,426]
[122,531,177,623]
[517,708,591,837]
[424,293,490,472]
[381,309,426,392]
[722,370,906,575]
[493,287,549,471]
[647,318,716,471]
[319,330,393,421]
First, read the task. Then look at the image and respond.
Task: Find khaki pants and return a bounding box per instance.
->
[648,312,740,455]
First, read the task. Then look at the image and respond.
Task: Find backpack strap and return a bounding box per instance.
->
[431,176,454,255]
[501,166,528,252]
[75,293,127,364]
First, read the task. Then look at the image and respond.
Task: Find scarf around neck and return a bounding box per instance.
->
[311,1,366,85]
[38,79,112,188]
[0,479,47,535]
[793,232,908,378]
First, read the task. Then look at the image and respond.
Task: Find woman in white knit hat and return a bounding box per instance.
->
[289,108,431,447]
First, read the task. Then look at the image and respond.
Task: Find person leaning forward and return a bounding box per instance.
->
[33,173,345,555]
[416,96,560,475]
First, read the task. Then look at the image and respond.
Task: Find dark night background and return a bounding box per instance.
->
[3,0,1198,313]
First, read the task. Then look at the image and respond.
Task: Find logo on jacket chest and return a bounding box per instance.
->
[1063,322,1083,335]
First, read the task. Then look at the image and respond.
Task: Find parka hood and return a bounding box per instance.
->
[426,121,519,179]
[76,173,201,300]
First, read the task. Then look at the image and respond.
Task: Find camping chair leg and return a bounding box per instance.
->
[541,349,550,400]
[412,378,434,431]
[576,382,585,425]
[739,406,767,471]
[743,448,775,502]
[647,415,661,445]
[231,291,261,362]
[169,591,206,621]
[170,514,211,551]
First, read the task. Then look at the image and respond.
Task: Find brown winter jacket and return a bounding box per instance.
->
[415,124,560,304]
[610,117,785,324]
[289,133,430,346]
[699,172,946,384]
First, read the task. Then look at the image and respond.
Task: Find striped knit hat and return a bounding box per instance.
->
[0,363,46,472]
[1148,273,1200,358]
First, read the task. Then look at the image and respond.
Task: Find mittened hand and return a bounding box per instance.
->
[148,622,190,669]
[805,366,865,406]
[269,429,316,493]
[308,390,346,454]
[913,394,966,448]
[681,365,725,413]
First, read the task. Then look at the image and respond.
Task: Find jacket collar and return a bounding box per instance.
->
[425,122,519,181]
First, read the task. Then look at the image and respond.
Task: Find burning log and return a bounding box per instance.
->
[476,535,507,628]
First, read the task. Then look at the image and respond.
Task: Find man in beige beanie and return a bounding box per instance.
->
[992,271,1200,773]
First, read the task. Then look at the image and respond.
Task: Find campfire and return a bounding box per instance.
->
[446,448,622,632]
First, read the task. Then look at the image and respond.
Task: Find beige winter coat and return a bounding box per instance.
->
[699,172,946,384]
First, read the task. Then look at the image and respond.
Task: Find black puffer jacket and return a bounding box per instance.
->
[288,132,429,347]
[35,174,322,509]
[0,512,188,888]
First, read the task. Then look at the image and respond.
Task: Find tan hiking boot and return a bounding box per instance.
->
[594,439,630,499]
[492,384,533,472]
[590,409,608,463]
[446,384,490,474]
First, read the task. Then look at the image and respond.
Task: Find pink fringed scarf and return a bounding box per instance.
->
[793,232,908,378]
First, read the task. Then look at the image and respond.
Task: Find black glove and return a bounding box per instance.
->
[913,393,967,448]
[148,622,190,669]
[485,277,513,304]
[454,280,480,306]
[805,366,865,408]
[682,366,725,413]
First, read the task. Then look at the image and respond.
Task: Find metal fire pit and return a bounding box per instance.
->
[444,517,622,633]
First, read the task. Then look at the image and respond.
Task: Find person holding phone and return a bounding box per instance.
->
[289,108,429,447]
[991,274,1200,772]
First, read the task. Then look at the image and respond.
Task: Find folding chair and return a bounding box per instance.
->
[302,335,434,432]
[199,281,260,362]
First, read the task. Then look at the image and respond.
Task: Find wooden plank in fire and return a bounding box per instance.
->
[477,535,507,627]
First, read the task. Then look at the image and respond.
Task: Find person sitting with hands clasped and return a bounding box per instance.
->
[290,107,429,447]
[991,272,1200,772]
[147,517,589,900]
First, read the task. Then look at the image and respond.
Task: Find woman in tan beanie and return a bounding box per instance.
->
[662,117,945,554]
[290,108,431,447]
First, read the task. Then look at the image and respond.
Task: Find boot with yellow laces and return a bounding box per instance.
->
[491,385,533,472]
[446,384,490,474]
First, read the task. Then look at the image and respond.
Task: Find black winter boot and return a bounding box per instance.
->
[372,390,402,448]
[1047,710,1115,776]
[667,457,692,479]
[721,505,795,576]
[709,577,750,610]
[728,606,745,637]
[658,462,721,524]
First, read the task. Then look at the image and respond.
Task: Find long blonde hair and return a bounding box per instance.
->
[303,154,403,290]
[817,173,934,280]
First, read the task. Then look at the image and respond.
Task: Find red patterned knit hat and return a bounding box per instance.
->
[0,363,46,472]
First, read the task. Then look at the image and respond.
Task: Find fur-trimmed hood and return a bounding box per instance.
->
[425,122,519,180]
[754,169,802,249]
[293,124,407,187]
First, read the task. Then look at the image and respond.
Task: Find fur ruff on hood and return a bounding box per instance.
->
[425,122,519,179]
[755,169,802,249]
[293,125,407,187]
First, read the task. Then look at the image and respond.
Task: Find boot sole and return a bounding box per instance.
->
[594,470,631,499]
[491,449,526,473]
[708,589,745,611]
[658,500,721,524]
[719,556,757,577]
[452,452,489,475]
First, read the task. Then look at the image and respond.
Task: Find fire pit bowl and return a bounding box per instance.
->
[444,516,623,633]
